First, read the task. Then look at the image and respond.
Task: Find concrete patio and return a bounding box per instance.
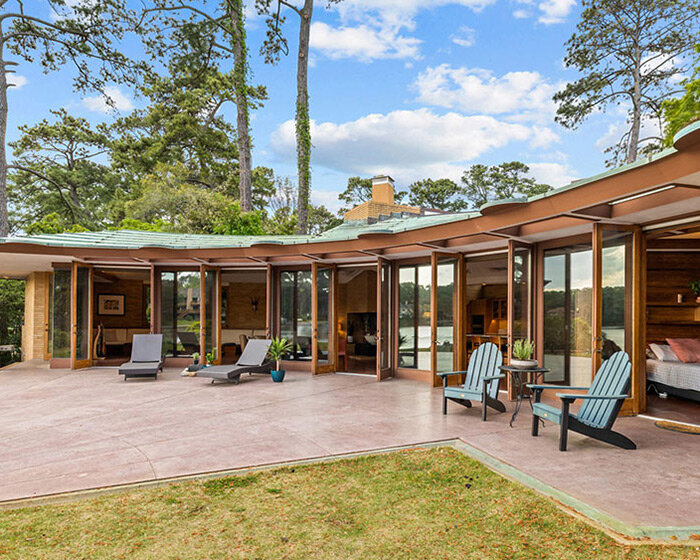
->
[1,361,698,539]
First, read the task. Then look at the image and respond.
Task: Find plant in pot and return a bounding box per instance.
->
[268,337,293,382]
[690,280,700,304]
[188,352,201,373]
[205,347,217,366]
[511,339,537,369]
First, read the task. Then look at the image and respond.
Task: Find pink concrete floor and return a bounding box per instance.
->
[1,361,698,530]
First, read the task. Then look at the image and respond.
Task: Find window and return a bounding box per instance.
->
[398,264,431,369]
[279,270,312,360]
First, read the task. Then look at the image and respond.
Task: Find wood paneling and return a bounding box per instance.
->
[223,282,267,329]
[646,250,700,343]
[93,279,148,329]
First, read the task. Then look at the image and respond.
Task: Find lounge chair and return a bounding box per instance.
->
[177,331,201,354]
[198,339,273,384]
[529,351,635,451]
[118,334,164,381]
[438,342,505,421]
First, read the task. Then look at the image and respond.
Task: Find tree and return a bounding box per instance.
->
[401,178,466,212]
[0,277,23,364]
[661,45,700,146]
[338,176,373,214]
[8,109,122,232]
[138,1,264,210]
[461,161,551,208]
[460,164,492,208]
[110,20,242,194]
[257,0,341,234]
[0,0,140,235]
[25,213,90,236]
[554,0,700,166]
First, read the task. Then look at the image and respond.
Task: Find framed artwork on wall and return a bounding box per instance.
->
[98,294,125,316]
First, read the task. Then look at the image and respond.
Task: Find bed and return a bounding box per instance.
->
[646,359,700,402]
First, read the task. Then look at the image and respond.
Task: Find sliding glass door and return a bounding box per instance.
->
[71,263,93,369]
[312,263,336,374]
[279,269,313,361]
[201,266,220,363]
[376,259,392,380]
[159,270,201,358]
[397,263,431,370]
[432,254,458,378]
[542,242,593,385]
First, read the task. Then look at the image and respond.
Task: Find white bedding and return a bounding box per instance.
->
[646,359,700,393]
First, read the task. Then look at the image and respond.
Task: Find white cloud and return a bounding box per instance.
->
[537,0,575,25]
[527,162,576,187]
[513,9,530,18]
[310,22,422,62]
[271,108,533,183]
[529,125,560,148]
[414,64,559,121]
[450,25,476,47]
[82,86,133,113]
[8,75,27,88]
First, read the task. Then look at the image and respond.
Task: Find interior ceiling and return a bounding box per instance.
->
[0,253,70,279]
[93,267,150,282]
[221,270,267,283]
[466,255,508,285]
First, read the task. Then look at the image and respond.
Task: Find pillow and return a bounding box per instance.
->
[648,343,680,362]
[665,338,700,364]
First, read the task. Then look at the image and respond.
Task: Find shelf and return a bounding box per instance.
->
[647,303,699,308]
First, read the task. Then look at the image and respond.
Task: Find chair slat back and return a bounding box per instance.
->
[131,334,163,363]
[236,339,272,366]
[578,351,631,429]
[464,342,502,398]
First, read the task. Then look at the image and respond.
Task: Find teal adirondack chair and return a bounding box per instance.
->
[438,342,505,421]
[528,351,635,451]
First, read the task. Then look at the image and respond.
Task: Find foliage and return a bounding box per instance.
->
[661,45,700,146]
[512,339,535,361]
[461,162,551,208]
[401,178,466,211]
[24,214,90,236]
[0,279,24,364]
[0,447,693,558]
[191,352,200,364]
[690,280,700,297]
[554,0,700,166]
[306,205,342,236]
[8,109,123,232]
[0,0,143,236]
[212,204,266,236]
[112,218,169,232]
[267,336,293,369]
[338,176,373,214]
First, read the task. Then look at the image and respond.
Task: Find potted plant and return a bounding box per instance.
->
[690,280,700,303]
[511,339,537,369]
[205,347,217,366]
[268,337,293,382]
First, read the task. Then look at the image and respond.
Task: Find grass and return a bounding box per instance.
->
[0,447,697,559]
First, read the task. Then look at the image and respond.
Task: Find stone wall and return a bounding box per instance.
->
[22,272,49,361]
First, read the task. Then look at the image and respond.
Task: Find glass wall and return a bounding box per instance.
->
[511,245,531,342]
[51,269,71,359]
[397,264,431,369]
[279,270,312,360]
[542,243,593,384]
[160,270,201,357]
[601,230,633,359]
[74,266,91,362]
[203,269,217,357]
[435,258,456,373]
[315,267,331,364]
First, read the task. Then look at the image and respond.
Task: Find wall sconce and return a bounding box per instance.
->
[251,297,258,312]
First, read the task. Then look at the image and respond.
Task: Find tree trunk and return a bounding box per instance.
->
[0,34,9,237]
[626,36,642,164]
[294,0,313,235]
[229,0,253,212]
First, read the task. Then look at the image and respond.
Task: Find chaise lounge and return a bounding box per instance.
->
[198,339,273,384]
[118,334,164,381]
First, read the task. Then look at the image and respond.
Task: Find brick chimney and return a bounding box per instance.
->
[343,174,421,221]
[371,175,395,205]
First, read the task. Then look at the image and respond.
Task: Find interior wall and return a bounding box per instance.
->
[93,279,148,328]
[646,249,700,343]
[224,282,267,329]
[338,269,377,338]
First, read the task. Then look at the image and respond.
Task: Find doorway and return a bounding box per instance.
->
[337,265,378,374]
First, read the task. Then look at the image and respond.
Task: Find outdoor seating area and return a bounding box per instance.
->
[0,360,698,540]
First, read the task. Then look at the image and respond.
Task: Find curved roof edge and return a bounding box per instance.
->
[673,120,700,151]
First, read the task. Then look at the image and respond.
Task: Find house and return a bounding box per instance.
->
[3,122,700,417]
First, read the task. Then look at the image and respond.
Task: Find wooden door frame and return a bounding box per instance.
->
[507,240,534,398]
[376,258,392,380]
[43,271,52,361]
[311,262,336,375]
[70,262,93,369]
[266,264,273,338]
[592,223,643,414]
[430,252,460,387]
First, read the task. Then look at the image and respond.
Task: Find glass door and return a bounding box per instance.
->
[593,224,639,412]
[71,262,93,369]
[201,266,221,364]
[376,259,392,380]
[431,253,458,385]
[508,241,533,397]
[312,263,336,374]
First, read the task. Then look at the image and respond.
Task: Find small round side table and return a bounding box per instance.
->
[499,365,550,427]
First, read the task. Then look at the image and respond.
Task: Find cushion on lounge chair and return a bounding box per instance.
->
[236,339,272,366]
[131,334,163,362]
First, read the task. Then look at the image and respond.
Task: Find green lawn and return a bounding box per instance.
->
[0,447,696,559]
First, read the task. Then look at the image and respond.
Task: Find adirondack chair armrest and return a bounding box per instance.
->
[437,371,468,378]
[483,374,505,381]
[556,393,628,401]
[527,384,589,391]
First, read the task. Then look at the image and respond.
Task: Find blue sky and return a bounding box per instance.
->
[9,0,637,213]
